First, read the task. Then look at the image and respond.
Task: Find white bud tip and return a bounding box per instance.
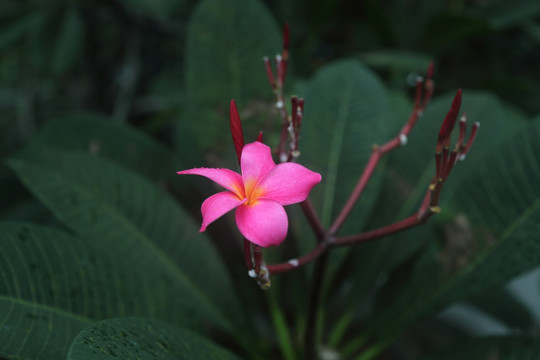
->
[276,100,284,109]
[459,154,466,161]
[275,54,282,62]
[248,269,257,278]
[288,259,299,267]
[474,121,480,128]
[399,134,408,146]
[460,116,467,122]
[263,56,269,61]
[280,153,288,163]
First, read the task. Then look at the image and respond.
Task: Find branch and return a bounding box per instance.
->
[329,64,435,235]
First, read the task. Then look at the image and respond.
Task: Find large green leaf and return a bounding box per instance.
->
[27,114,208,216]
[8,148,241,332]
[68,318,241,360]
[301,59,391,234]
[0,297,89,360]
[29,113,179,183]
[183,0,280,151]
[289,60,394,320]
[420,336,540,360]
[363,118,540,352]
[0,221,180,359]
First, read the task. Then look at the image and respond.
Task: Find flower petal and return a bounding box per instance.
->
[235,199,288,247]
[258,163,321,205]
[177,168,244,198]
[200,191,244,232]
[240,142,275,185]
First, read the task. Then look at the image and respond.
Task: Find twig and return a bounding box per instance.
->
[329,66,434,235]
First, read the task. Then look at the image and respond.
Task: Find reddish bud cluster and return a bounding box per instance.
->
[418,89,480,219]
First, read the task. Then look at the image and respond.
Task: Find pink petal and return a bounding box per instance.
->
[200,191,245,232]
[240,142,275,185]
[258,163,321,205]
[177,168,244,198]
[235,199,288,247]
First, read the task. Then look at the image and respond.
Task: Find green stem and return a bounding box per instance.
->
[267,289,296,360]
[354,343,387,360]
[328,308,355,347]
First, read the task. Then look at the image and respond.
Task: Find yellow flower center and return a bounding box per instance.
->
[243,178,265,206]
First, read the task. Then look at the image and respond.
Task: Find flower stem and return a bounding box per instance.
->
[267,242,327,275]
[329,66,434,235]
[300,199,325,242]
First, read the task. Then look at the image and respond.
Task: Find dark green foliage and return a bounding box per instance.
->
[68,318,241,360]
[1,0,540,359]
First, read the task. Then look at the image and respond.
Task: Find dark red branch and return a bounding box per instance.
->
[244,239,253,271]
[300,199,325,242]
[267,242,328,275]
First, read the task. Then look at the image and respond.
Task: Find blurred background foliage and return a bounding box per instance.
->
[1,0,540,359]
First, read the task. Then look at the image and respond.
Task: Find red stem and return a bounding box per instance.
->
[253,244,262,275]
[267,242,327,275]
[332,214,422,247]
[300,199,325,242]
[244,239,253,271]
[330,150,381,234]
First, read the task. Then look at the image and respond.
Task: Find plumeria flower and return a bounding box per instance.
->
[177,141,321,247]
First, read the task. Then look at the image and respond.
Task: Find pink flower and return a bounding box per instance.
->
[177,141,321,247]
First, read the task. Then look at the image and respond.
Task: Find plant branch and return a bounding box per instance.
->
[329,66,434,235]
[300,199,325,242]
[267,242,328,275]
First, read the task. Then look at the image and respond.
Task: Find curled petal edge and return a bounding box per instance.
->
[200,191,245,232]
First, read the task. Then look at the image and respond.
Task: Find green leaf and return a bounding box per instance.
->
[0,221,162,359]
[334,91,418,303]
[68,318,241,360]
[8,148,241,333]
[301,59,390,234]
[359,50,432,73]
[365,118,540,351]
[420,336,540,360]
[183,0,280,151]
[295,60,393,307]
[0,297,89,360]
[30,113,180,183]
